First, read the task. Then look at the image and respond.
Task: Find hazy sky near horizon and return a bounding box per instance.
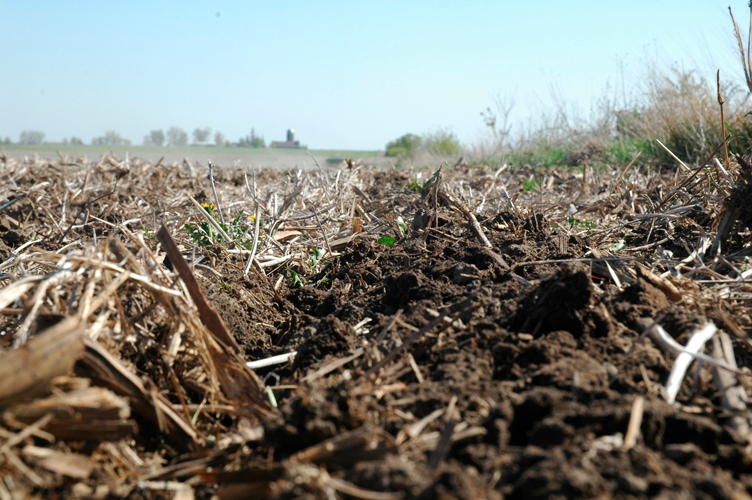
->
[1,1,747,150]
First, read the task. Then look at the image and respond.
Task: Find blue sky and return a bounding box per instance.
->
[0,1,746,150]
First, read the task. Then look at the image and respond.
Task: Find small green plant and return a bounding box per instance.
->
[281,250,331,290]
[395,216,408,236]
[307,248,328,273]
[312,276,330,288]
[378,235,396,246]
[226,211,253,246]
[407,179,423,193]
[288,268,303,288]
[184,203,258,249]
[741,256,751,273]
[378,215,408,246]
[185,208,215,247]
[521,177,542,192]
[421,167,443,192]
[509,146,569,168]
[567,216,597,229]
[606,138,655,164]
[142,225,156,239]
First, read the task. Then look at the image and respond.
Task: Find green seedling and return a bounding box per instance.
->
[522,177,542,192]
[422,166,444,192]
[185,203,258,250]
[288,268,303,288]
[742,256,751,273]
[395,216,408,236]
[378,215,408,246]
[185,221,214,248]
[142,225,156,239]
[567,216,597,229]
[407,179,423,193]
[308,247,329,273]
[313,276,330,288]
[378,235,396,246]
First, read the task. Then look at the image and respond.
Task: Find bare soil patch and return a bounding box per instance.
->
[2,152,752,498]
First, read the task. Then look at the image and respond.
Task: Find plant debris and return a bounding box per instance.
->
[3,151,752,498]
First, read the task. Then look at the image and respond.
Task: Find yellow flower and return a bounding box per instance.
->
[201,202,216,210]
[249,214,256,222]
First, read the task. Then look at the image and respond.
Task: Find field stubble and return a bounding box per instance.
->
[1,150,752,498]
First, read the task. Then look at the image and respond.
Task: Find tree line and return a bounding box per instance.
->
[10,128,267,148]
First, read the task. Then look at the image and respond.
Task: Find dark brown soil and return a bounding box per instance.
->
[180,170,752,500]
[215,216,752,498]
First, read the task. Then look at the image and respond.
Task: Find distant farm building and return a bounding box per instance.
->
[271,129,307,149]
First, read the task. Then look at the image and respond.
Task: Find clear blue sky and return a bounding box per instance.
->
[0,1,746,150]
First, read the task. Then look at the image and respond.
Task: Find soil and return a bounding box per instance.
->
[3,154,752,498]
[248,232,752,499]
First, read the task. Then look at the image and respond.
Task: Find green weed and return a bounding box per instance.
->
[407,179,423,193]
[510,146,569,168]
[741,256,751,273]
[288,268,303,288]
[184,203,259,250]
[307,247,328,273]
[395,216,408,236]
[378,235,396,246]
[142,225,156,239]
[606,138,655,164]
[566,216,597,229]
[312,276,330,288]
[521,177,542,192]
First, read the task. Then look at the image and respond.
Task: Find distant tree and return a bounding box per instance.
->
[249,128,265,148]
[70,137,83,145]
[149,129,165,146]
[385,133,422,157]
[423,129,462,156]
[2,137,11,145]
[214,131,225,146]
[92,130,124,146]
[193,127,211,144]
[237,128,265,148]
[19,130,45,145]
[105,130,123,146]
[167,127,188,147]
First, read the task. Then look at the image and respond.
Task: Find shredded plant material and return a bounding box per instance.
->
[2,151,752,498]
